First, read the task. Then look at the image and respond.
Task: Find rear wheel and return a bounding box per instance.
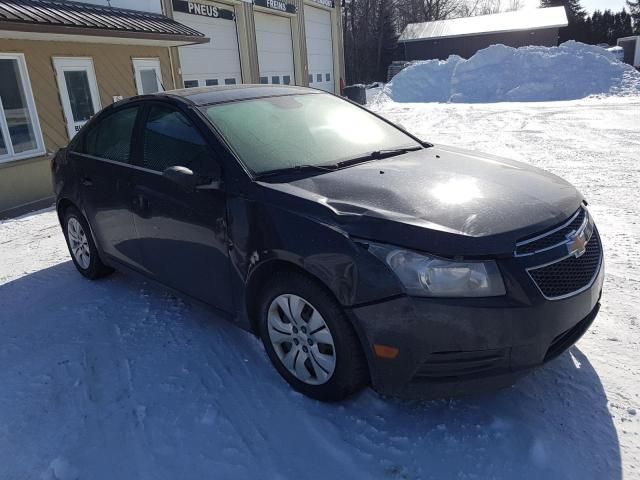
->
[63,207,113,280]
[258,271,368,401]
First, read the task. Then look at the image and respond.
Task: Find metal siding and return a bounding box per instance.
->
[404,28,560,61]
[0,0,206,39]
[400,6,568,42]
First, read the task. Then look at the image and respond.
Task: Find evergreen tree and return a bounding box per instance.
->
[540,0,587,42]
[627,0,640,33]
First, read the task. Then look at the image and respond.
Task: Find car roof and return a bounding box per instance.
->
[160,84,322,106]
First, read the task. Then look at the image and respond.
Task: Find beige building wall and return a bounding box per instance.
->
[0,39,176,217]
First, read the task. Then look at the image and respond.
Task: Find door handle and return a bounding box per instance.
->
[80,177,93,187]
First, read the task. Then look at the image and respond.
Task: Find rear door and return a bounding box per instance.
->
[129,102,233,312]
[69,104,144,268]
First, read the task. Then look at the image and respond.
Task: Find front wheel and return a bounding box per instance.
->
[63,207,113,280]
[258,271,368,401]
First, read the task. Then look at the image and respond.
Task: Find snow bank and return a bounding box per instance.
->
[383,41,640,103]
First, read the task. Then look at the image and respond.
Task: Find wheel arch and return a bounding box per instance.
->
[245,259,342,336]
[56,197,77,226]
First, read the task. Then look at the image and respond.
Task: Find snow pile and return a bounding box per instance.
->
[383,41,640,103]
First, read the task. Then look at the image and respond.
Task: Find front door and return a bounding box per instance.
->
[130,102,233,312]
[69,104,143,268]
[53,57,101,140]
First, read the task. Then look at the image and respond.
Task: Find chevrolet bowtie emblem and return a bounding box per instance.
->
[567,231,588,258]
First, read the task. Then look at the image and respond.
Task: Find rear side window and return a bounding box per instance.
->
[142,105,210,174]
[81,106,139,163]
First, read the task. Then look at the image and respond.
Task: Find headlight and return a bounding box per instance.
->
[367,242,505,297]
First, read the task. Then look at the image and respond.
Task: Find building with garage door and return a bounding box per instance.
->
[398,7,568,61]
[169,0,344,94]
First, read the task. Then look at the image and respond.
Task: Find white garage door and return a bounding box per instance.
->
[254,12,295,86]
[174,2,242,88]
[304,5,334,93]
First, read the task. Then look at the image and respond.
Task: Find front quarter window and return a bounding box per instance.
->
[203,93,419,175]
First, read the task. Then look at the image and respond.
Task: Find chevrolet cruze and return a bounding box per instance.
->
[52,85,604,401]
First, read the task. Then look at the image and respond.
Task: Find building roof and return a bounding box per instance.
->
[399,7,568,43]
[0,0,207,45]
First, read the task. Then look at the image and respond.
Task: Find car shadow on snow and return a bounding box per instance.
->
[0,262,621,480]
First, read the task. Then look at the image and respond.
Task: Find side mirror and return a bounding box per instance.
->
[162,166,210,190]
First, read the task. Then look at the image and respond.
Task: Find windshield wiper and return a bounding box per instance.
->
[336,146,423,168]
[253,163,338,181]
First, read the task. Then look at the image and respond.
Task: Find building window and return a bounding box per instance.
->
[326,73,331,82]
[0,53,44,162]
[317,73,322,82]
[132,58,163,95]
[224,78,237,85]
[184,80,199,88]
[206,79,219,86]
[53,57,101,141]
[259,76,268,84]
[308,74,313,83]
[283,75,291,85]
[272,76,280,84]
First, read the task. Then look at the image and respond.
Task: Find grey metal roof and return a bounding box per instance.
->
[0,0,207,44]
[399,6,568,43]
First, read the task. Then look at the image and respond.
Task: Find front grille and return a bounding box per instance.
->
[516,208,586,256]
[528,231,602,299]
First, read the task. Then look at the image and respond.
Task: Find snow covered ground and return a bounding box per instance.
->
[1,96,639,480]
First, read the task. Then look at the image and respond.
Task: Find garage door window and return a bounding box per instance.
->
[53,57,101,140]
[0,53,44,162]
[206,79,219,86]
[184,80,199,88]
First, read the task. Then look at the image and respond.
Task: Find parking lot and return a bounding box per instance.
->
[1,96,639,480]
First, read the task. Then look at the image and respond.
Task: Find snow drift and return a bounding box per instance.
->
[383,41,640,103]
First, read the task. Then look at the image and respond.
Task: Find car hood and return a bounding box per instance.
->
[255,145,584,256]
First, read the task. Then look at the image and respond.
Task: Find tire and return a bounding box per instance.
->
[258,271,368,401]
[62,206,113,280]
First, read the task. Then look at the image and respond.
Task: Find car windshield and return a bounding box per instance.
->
[202,93,421,175]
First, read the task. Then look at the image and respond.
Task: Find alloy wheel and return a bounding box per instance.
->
[67,217,91,270]
[267,294,337,385]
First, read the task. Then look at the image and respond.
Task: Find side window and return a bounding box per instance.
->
[142,105,210,174]
[81,106,139,163]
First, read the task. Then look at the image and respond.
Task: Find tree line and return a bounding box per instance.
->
[343,0,640,84]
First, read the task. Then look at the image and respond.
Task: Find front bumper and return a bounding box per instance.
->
[347,259,604,399]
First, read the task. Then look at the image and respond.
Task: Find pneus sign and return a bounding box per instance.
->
[172,0,235,20]
[254,0,297,14]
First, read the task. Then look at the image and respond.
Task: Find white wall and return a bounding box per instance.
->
[79,0,163,14]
